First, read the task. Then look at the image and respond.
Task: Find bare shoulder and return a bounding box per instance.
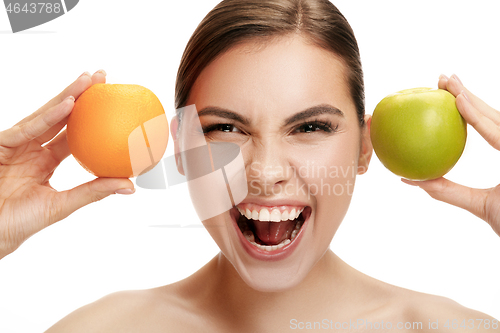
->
[356,275,498,333]
[44,284,196,333]
[376,285,499,333]
[409,292,498,333]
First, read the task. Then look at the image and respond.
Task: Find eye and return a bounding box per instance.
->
[202,123,242,134]
[294,120,338,134]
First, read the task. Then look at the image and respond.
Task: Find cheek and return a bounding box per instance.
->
[292,133,360,235]
[293,132,361,190]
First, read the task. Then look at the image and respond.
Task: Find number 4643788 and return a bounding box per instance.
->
[6,3,62,14]
[443,319,498,330]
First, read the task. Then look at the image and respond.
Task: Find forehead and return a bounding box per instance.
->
[187,35,355,119]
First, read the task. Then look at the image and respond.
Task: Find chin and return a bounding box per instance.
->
[234,258,315,292]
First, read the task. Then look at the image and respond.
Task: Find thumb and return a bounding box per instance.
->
[53,178,135,223]
[402,177,488,221]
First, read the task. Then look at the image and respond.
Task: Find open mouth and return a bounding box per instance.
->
[235,205,311,252]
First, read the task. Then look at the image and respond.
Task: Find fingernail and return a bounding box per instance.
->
[79,71,91,78]
[115,188,135,195]
[94,69,107,76]
[461,90,471,103]
[439,74,449,80]
[451,74,463,85]
[401,178,418,186]
[44,96,75,122]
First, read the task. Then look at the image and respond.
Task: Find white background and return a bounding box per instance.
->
[1,0,499,332]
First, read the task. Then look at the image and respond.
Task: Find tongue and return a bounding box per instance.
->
[252,220,296,246]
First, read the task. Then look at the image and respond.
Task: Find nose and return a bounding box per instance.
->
[246,138,293,196]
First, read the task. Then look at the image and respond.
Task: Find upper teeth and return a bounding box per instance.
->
[236,207,304,222]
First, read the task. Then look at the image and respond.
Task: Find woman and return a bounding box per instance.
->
[0,0,498,331]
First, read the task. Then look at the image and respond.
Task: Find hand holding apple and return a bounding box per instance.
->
[402,74,500,238]
[371,87,467,181]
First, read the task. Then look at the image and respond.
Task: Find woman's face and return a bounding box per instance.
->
[175,35,372,292]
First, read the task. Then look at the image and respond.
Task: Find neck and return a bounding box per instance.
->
[203,249,354,323]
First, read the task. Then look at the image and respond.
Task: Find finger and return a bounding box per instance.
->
[401,177,489,221]
[37,115,68,145]
[444,74,500,126]
[45,129,71,167]
[91,69,107,85]
[15,72,93,127]
[438,74,449,90]
[37,70,107,145]
[0,96,75,148]
[52,178,136,223]
[456,91,500,150]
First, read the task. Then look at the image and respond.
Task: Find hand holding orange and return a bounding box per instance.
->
[0,71,138,259]
[67,84,168,178]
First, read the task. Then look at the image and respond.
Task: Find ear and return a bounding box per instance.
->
[170,115,185,176]
[357,114,373,175]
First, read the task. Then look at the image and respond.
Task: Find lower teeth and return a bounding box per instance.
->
[240,219,304,251]
[250,238,290,251]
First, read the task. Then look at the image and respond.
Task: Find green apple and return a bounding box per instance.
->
[370,88,467,181]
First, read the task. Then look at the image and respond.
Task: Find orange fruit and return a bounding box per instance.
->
[67,84,169,178]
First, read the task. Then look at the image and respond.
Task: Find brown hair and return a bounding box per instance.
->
[175,0,365,126]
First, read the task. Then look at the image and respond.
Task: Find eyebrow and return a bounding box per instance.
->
[283,104,344,127]
[197,104,344,127]
[198,107,251,126]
